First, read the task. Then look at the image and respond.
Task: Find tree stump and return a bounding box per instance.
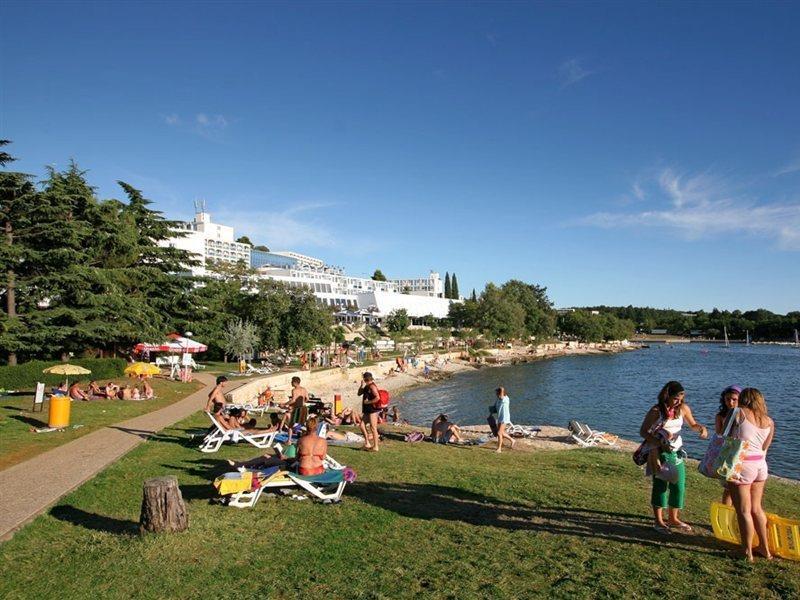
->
[139,476,189,534]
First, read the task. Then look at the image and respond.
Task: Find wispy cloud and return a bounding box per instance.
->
[558,58,596,89]
[215,203,339,251]
[577,167,800,250]
[160,112,231,140]
[773,157,800,177]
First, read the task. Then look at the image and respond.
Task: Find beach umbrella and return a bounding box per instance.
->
[42,364,92,388]
[135,334,208,354]
[124,362,161,378]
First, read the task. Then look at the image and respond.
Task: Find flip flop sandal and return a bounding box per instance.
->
[653,525,671,535]
[671,522,693,533]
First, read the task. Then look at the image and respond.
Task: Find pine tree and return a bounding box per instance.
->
[451,273,459,299]
[471,289,477,302]
[444,272,451,299]
[0,142,40,364]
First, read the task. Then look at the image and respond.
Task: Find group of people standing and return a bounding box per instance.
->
[639,381,775,562]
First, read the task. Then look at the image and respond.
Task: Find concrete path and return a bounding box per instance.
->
[0,373,236,541]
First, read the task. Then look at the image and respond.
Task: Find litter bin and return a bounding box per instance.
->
[48,394,71,428]
[334,394,342,415]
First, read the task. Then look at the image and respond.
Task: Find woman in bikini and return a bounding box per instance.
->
[297,416,328,475]
[715,385,741,505]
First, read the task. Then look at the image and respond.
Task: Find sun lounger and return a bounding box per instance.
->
[506,424,541,438]
[221,466,348,508]
[199,411,278,453]
[568,420,618,447]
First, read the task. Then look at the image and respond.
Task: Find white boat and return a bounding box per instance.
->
[724,326,730,348]
[746,330,750,345]
[795,329,799,348]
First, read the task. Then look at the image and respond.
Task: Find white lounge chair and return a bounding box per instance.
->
[224,465,348,508]
[568,420,618,447]
[506,423,541,438]
[199,411,278,453]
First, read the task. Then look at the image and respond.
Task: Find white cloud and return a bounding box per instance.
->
[160,112,231,140]
[578,167,800,250]
[215,203,339,251]
[774,157,800,177]
[558,58,596,89]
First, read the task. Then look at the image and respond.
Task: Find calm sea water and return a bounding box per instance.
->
[396,343,800,479]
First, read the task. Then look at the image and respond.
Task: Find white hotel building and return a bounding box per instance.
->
[164,208,455,321]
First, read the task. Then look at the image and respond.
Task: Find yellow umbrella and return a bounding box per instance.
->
[124,362,161,378]
[42,364,92,388]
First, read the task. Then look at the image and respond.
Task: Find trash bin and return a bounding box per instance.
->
[334,394,342,415]
[48,394,71,428]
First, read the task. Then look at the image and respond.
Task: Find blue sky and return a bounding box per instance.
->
[2,1,799,313]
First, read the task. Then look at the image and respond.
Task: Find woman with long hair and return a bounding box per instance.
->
[639,381,708,534]
[715,385,741,505]
[729,388,775,562]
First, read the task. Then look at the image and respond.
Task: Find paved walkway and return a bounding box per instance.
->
[0,373,232,541]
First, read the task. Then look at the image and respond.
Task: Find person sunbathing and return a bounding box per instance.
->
[131,387,141,400]
[327,406,358,426]
[297,417,327,475]
[87,380,104,398]
[69,381,90,401]
[105,381,119,398]
[118,385,133,401]
[141,379,154,399]
[326,429,365,444]
[431,414,465,444]
[226,443,297,470]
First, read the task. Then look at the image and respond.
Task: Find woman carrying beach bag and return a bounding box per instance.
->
[639,381,708,534]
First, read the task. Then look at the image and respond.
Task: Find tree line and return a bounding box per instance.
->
[0,143,334,365]
[581,305,800,341]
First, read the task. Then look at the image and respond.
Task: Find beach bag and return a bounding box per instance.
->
[404,431,424,443]
[377,389,390,409]
[632,441,651,466]
[698,408,749,481]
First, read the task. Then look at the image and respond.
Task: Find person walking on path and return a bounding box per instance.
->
[494,386,514,453]
[729,387,775,562]
[639,381,708,534]
[358,372,382,451]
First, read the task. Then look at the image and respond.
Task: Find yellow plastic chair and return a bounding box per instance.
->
[710,502,800,561]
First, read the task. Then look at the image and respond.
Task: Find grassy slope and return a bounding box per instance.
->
[0,379,202,470]
[0,415,797,599]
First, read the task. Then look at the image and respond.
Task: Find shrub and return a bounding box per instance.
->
[0,358,127,390]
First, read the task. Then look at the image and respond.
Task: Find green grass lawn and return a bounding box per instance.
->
[0,415,797,599]
[0,379,202,470]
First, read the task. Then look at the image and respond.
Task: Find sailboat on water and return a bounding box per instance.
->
[724,326,730,348]
[795,329,799,348]
[746,330,750,345]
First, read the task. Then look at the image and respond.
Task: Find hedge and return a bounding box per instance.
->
[0,358,128,391]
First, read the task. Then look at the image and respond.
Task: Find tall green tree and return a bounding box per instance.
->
[499,280,555,340]
[0,142,39,364]
[444,272,451,298]
[451,273,459,299]
[470,288,477,302]
[371,269,387,281]
[386,308,410,332]
[478,283,526,339]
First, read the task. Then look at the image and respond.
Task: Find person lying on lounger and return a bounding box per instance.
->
[226,441,298,470]
[87,380,105,398]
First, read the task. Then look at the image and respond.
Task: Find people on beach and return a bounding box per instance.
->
[297,416,328,475]
[68,380,89,401]
[430,414,465,444]
[729,387,775,562]
[358,371,382,451]
[639,381,708,534]
[141,377,154,400]
[105,381,119,398]
[206,376,229,414]
[715,385,741,505]
[87,380,104,398]
[118,384,133,401]
[493,386,514,453]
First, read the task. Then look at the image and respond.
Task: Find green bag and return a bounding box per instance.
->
[698,408,749,481]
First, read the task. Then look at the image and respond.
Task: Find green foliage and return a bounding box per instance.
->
[220,318,260,361]
[582,305,800,341]
[444,272,451,299]
[386,308,410,332]
[451,272,459,299]
[236,236,253,245]
[371,269,387,282]
[253,244,270,252]
[557,310,635,342]
[470,288,477,302]
[450,280,556,340]
[0,358,126,390]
